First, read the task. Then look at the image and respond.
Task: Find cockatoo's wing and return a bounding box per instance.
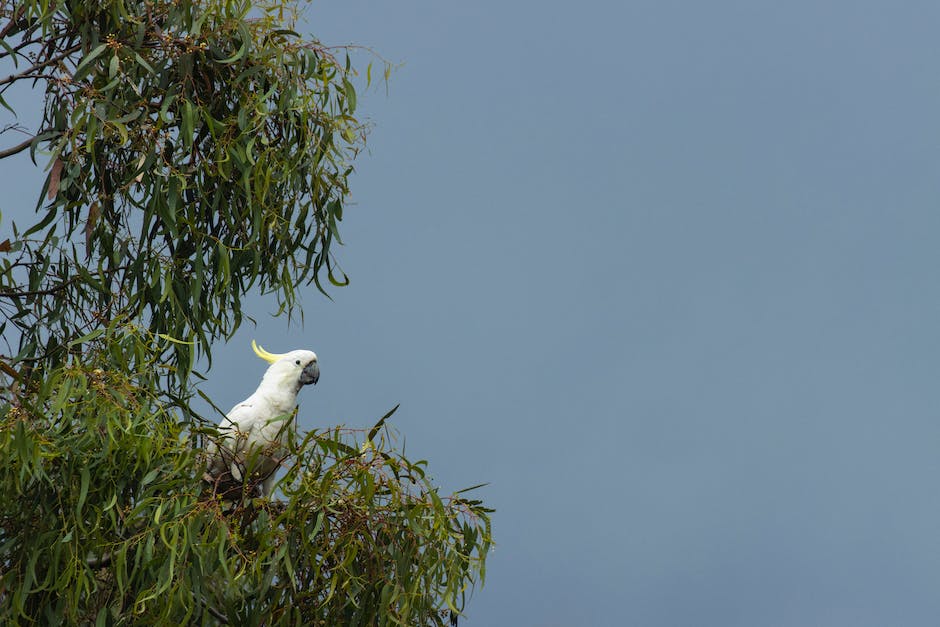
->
[211,398,293,484]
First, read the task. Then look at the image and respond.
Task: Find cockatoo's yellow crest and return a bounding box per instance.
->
[252,339,285,364]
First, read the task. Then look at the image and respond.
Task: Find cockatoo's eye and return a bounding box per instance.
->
[295,359,301,365]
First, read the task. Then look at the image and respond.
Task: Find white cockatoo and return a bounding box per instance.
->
[205,340,319,496]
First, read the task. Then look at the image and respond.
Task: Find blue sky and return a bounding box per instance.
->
[4,1,940,625]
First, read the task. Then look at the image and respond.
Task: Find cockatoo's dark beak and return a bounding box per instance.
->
[301,361,319,386]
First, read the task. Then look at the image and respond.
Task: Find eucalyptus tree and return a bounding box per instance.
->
[0,0,490,623]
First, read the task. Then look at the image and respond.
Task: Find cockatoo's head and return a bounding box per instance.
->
[252,340,319,392]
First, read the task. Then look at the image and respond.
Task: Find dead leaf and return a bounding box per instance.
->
[47,158,63,200]
[85,202,100,251]
[135,154,146,183]
[0,239,11,252]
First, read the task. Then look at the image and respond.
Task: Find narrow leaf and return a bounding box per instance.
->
[47,158,63,200]
[454,482,490,495]
[68,327,104,347]
[76,467,90,516]
[368,404,400,442]
[73,43,108,81]
[84,202,99,251]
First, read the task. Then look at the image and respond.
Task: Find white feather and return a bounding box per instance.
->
[206,348,318,496]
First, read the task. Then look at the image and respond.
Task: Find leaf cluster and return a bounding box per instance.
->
[1,0,364,387]
[0,365,491,625]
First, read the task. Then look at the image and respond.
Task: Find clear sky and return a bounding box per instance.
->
[4,1,940,625]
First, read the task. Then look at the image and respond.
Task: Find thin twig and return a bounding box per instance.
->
[0,276,77,298]
[0,265,130,298]
[0,32,44,60]
[202,597,230,623]
[0,43,82,88]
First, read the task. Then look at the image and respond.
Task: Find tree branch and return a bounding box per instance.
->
[0,43,82,88]
[0,266,130,298]
[0,5,27,41]
[0,277,76,298]
[0,35,46,61]
[0,135,32,160]
[202,599,230,624]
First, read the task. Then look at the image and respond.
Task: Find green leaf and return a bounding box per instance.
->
[328,268,349,287]
[68,328,104,347]
[181,100,194,148]
[0,92,15,115]
[133,52,155,74]
[217,24,250,64]
[157,333,194,345]
[368,404,399,442]
[140,467,160,487]
[73,43,109,81]
[343,78,357,113]
[76,467,90,517]
[454,482,490,495]
[110,120,129,145]
[309,511,325,542]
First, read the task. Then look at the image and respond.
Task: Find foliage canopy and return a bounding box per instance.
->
[0,0,491,623]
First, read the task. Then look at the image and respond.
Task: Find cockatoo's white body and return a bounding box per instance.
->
[206,341,319,496]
